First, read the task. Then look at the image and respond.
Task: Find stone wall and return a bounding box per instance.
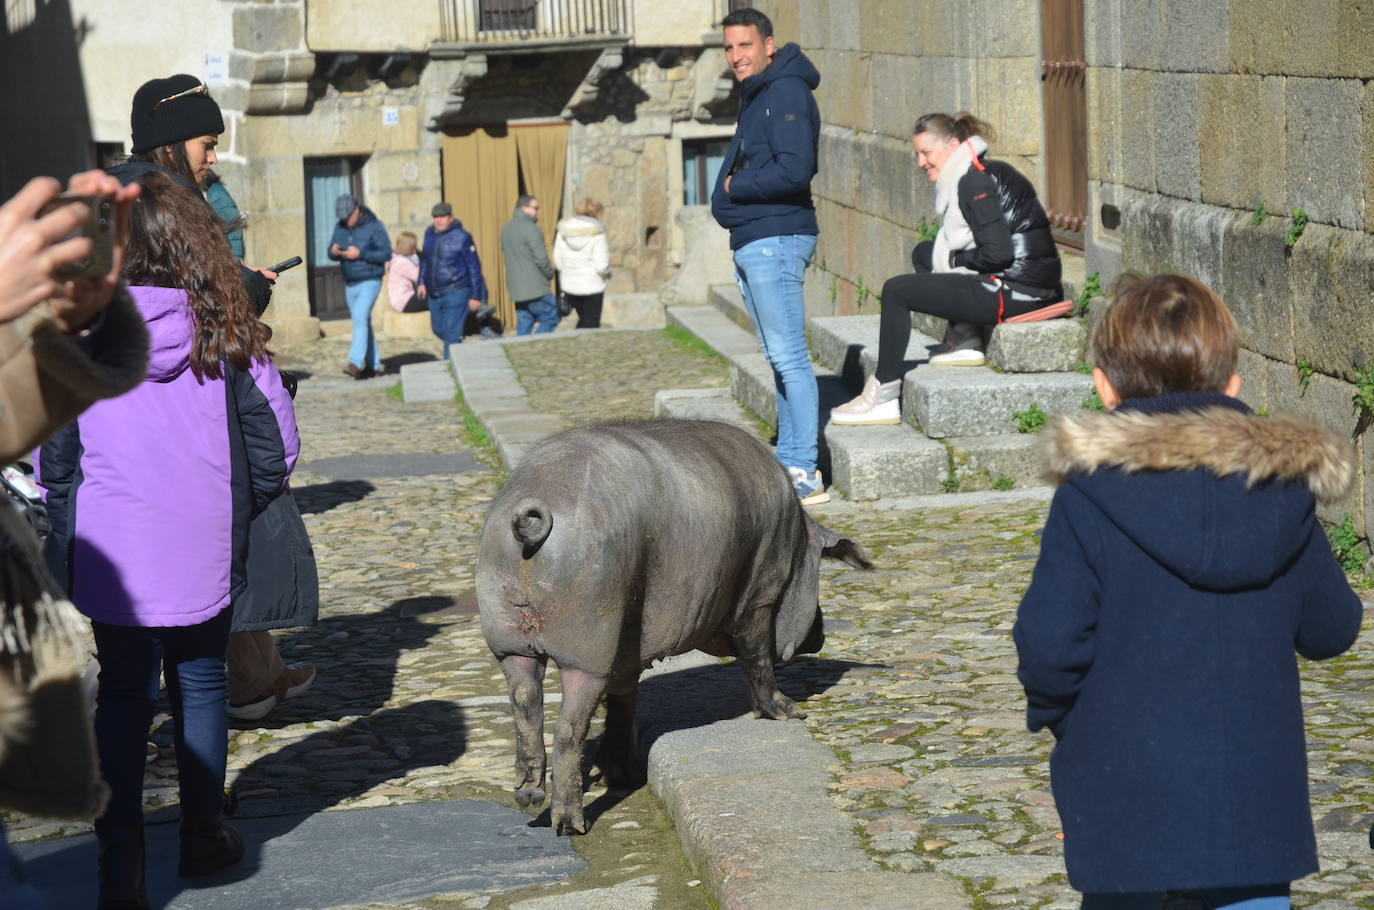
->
[569,48,734,294]
[1084,0,1374,539]
[755,1,1045,321]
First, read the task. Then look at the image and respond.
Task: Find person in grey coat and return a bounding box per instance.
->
[499,194,559,335]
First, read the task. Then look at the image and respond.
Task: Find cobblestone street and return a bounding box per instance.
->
[9,329,1374,908]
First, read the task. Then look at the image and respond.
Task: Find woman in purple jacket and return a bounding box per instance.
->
[39,171,300,908]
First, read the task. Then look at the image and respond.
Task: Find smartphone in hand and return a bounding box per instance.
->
[38,194,114,281]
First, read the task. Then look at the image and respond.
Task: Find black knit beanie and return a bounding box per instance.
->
[130,74,225,154]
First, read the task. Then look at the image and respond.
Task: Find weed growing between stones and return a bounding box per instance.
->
[1285,207,1308,248]
[991,475,1015,491]
[916,216,940,244]
[1352,363,1374,423]
[1250,199,1268,227]
[1013,403,1047,434]
[1327,514,1368,580]
[1082,388,1105,412]
[1297,357,1315,392]
[385,381,403,402]
[1075,360,1091,375]
[1075,271,1101,317]
[942,475,961,493]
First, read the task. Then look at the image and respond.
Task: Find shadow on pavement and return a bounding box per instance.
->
[291,479,376,515]
[380,351,439,375]
[524,654,876,831]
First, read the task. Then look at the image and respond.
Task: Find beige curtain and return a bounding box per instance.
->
[442,126,520,329]
[513,123,568,252]
[440,122,568,331]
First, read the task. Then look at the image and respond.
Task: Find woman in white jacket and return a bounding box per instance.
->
[553,198,611,328]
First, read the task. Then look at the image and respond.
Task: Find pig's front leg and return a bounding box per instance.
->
[732,606,806,720]
[501,653,548,810]
[551,665,608,835]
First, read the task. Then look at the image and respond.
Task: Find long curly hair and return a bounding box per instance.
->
[122,171,269,380]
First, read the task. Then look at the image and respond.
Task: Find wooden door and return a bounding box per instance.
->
[1040,0,1088,249]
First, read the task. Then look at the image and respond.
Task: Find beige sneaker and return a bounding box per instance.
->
[928,348,985,366]
[830,376,902,426]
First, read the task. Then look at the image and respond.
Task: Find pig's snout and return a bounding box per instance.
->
[511,498,552,558]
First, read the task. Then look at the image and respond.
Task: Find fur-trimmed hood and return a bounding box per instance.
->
[1040,401,1354,590]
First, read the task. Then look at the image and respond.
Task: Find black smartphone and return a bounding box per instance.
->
[265,256,303,274]
[38,194,114,281]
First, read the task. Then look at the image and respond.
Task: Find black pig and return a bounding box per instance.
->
[477,419,871,834]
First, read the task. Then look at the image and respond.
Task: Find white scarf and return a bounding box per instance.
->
[931,136,989,275]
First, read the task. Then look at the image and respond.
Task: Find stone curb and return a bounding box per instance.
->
[450,333,976,908]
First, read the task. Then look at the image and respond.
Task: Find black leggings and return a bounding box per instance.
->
[567,292,603,329]
[874,252,1048,383]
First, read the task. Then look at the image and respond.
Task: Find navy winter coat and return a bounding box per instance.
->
[710,42,820,250]
[1015,392,1362,893]
[328,206,391,284]
[420,220,488,301]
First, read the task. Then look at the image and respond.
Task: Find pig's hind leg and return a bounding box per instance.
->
[550,665,609,835]
[733,606,807,720]
[501,654,549,810]
[594,673,641,790]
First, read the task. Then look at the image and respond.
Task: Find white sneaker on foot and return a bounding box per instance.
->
[830,376,902,426]
[928,348,985,366]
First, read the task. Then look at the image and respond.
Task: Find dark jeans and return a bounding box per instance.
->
[92,607,233,834]
[874,242,1049,383]
[1080,883,1290,909]
[566,292,604,328]
[428,286,470,360]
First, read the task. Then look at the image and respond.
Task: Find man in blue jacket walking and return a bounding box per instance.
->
[419,201,488,359]
[710,8,826,505]
[329,193,391,378]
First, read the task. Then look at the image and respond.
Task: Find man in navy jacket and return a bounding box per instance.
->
[710,8,825,505]
[419,201,487,358]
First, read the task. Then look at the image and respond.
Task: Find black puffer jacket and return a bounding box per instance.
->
[949,157,1061,295]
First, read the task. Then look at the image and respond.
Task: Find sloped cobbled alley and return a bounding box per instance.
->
[9,329,1373,908]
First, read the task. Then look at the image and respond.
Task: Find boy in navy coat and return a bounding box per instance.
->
[1014,274,1362,909]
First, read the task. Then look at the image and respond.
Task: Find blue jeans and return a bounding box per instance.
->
[428,286,470,360]
[733,234,819,473]
[515,293,559,335]
[1081,884,1290,909]
[92,607,233,833]
[345,279,382,371]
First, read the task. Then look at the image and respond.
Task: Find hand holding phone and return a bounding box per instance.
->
[37,193,115,282]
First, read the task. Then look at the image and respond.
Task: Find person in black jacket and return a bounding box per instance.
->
[1016,274,1361,909]
[832,112,1062,425]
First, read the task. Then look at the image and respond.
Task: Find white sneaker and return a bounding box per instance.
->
[928,348,985,366]
[830,376,902,426]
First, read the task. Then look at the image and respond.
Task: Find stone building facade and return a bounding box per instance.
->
[754,1,1048,321]
[754,0,1374,548]
[3,0,743,341]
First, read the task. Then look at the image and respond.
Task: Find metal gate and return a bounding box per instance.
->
[1040,0,1087,249]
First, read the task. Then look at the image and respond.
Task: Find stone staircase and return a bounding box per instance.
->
[663,275,1094,501]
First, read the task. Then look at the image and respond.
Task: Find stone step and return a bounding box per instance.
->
[807,314,941,387]
[947,433,1044,491]
[811,312,1086,379]
[706,283,754,333]
[665,305,759,359]
[985,319,1087,373]
[399,360,457,403]
[652,388,766,440]
[1060,248,1087,303]
[906,368,1093,438]
[823,422,948,500]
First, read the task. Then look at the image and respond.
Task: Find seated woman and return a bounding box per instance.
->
[831,112,1062,426]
